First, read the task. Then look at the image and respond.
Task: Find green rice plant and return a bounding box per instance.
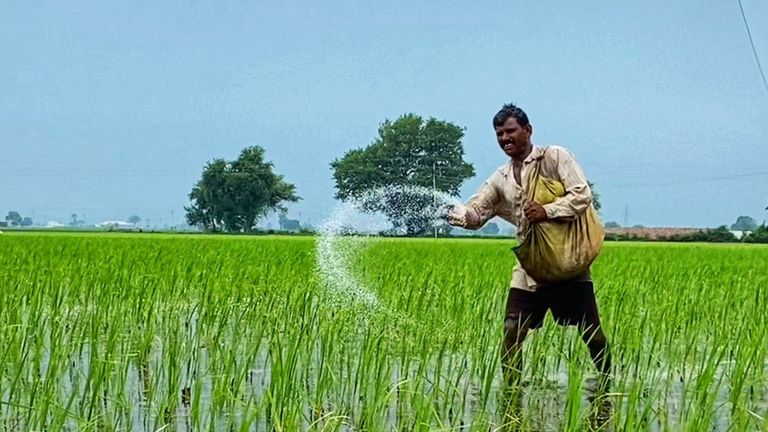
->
[0,232,766,431]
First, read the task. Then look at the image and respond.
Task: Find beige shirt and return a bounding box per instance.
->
[457,145,594,291]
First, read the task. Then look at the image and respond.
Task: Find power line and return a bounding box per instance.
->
[604,169,768,188]
[737,0,768,95]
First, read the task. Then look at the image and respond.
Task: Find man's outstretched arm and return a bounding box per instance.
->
[445,176,500,229]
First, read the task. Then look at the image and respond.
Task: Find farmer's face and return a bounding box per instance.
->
[495,117,532,160]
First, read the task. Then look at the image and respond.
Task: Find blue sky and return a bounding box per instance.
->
[1,1,767,228]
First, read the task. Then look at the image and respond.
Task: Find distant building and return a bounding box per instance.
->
[729,230,752,240]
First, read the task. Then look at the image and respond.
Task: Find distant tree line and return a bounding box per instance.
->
[184,112,764,241]
[604,220,768,244]
[664,225,767,243]
[185,114,481,235]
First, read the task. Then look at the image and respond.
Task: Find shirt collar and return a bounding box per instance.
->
[523,145,544,164]
[499,145,543,178]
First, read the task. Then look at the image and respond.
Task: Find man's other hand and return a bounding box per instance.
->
[524,202,548,224]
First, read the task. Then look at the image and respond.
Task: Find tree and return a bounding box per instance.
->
[5,211,21,227]
[588,181,601,212]
[742,224,768,243]
[731,215,758,231]
[21,217,33,227]
[667,225,737,243]
[331,114,475,235]
[185,146,300,232]
[186,159,228,232]
[128,215,141,226]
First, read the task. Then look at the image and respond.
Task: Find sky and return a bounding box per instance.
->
[1,1,767,229]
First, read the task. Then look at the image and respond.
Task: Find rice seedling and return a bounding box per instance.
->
[0,232,766,431]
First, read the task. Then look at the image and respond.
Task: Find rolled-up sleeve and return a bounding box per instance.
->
[462,175,500,229]
[541,147,593,219]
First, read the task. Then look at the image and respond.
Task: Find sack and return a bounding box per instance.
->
[513,149,604,284]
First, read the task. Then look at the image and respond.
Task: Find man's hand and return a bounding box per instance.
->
[524,202,548,224]
[440,204,467,227]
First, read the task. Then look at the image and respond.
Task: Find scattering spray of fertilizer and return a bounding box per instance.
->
[316,185,460,315]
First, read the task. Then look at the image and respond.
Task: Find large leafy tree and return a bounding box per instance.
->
[331,114,475,235]
[185,146,300,232]
[588,181,601,212]
[731,215,758,231]
[5,211,22,227]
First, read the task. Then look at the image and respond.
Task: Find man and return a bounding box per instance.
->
[444,103,611,394]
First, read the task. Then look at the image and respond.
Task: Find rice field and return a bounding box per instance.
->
[0,232,766,431]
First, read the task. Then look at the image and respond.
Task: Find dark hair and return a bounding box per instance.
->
[493,103,529,128]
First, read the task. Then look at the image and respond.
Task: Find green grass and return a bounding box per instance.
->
[0,232,766,431]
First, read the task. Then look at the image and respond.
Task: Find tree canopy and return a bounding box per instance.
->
[185,146,300,232]
[731,215,758,231]
[743,224,768,243]
[588,181,601,212]
[5,211,21,227]
[331,114,475,235]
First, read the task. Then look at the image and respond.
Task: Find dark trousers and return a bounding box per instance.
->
[501,281,611,389]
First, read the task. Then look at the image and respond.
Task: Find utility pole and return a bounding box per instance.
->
[623,204,629,228]
[433,161,438,238]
